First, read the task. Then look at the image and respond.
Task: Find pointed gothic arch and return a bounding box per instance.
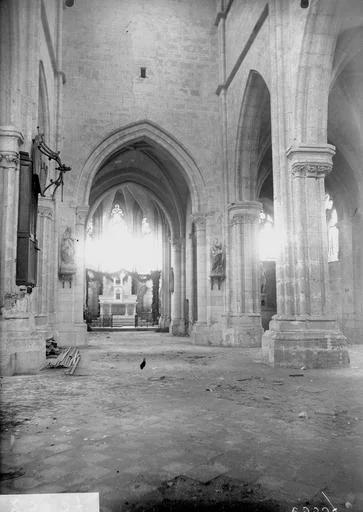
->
[38,60,50,138]
[234,70,271,202]
[76,120,205,212]
[88,182,175,241]
[294,0,341,143]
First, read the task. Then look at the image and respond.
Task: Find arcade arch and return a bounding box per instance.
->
[326,25,363,344]
[223,70,273,346]
[76,121,206,336]
[76,120,205,212]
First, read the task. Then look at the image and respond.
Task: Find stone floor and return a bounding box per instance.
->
[1,332,363,511]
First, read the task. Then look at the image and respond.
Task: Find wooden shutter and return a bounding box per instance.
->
[16,151,41,287]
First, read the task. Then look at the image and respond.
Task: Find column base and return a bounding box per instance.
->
[170,318,186,336]
[262,316,350,368]
[191,322,224,346]
[159,315,171,332]
[222,314,263,347]
[191,322,210,345]
[56,322,87,347]
[0,313,45,376]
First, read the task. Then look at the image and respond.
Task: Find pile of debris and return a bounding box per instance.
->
[46,347,81,375]
[46,337,61,357]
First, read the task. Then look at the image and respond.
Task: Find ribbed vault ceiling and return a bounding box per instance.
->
[89,141,191,238]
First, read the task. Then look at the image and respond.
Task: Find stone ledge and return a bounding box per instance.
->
[262,329,350,369]
[0,314,46,376]
[191,322,210,345]
[269,315,339,332]
[169,318,186,336]
[191,322,223,346]
[0,334,45,376]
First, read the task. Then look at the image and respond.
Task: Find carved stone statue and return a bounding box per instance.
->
[210,239,225,275]
[61,227,75,265]
[210,239,225,290]
[59,227,76,286]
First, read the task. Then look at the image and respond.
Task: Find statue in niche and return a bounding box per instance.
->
[61,227,75,265]
[59,227,76,286]
[210,239,225,290]
[210,239,225,275]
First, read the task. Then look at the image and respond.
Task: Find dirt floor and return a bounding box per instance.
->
[1,332,363,511]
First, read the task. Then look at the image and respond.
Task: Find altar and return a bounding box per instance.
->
[98,271,137,326]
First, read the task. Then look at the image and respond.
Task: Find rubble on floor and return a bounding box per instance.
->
[45,346,81,375]
[46,337,61,357]
[1,333,362,511]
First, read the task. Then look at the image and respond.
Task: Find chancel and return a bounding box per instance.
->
[0,0,362,509]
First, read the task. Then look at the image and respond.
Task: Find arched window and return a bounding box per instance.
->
[325,193,339,262]
[111,203,125,223]
[110,203,128,236]
[141,217,151,235]
[259,210,278,261]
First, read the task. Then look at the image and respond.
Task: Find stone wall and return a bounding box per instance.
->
[1,0,362,374]
[32,0,61,336]
[223,0,271,188]
[222,0,363,351]
[0,0,63,374]
[62,0,222,211]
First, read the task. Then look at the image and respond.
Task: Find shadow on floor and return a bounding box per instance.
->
[122,475,297,512]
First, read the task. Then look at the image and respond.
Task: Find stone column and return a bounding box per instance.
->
[193,214,207,323]
[74,206,89,325]
[262,145,349,368]
[0,126,45,375]
[335,215,354,340]
[222,201,263,346]
[169,237,185,335]
[352,212,363,343]
[34,197,55,336]
[55,206,88,347]
[190,214,210,343]
[0,127,23,303]
[159,222,171,330]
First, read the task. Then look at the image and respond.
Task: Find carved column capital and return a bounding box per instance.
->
[76,206,89,226]
[192,212,207,230]
[38,205,54,220]
[228,201,262,226]
[291,162,332,178]
[38,197,55,220]
[0,151,19,169]
[231,213,260,226]
[287,143,335,179]
[0,126,24,170]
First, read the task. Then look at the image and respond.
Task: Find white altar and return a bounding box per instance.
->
[99,271,137,326]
